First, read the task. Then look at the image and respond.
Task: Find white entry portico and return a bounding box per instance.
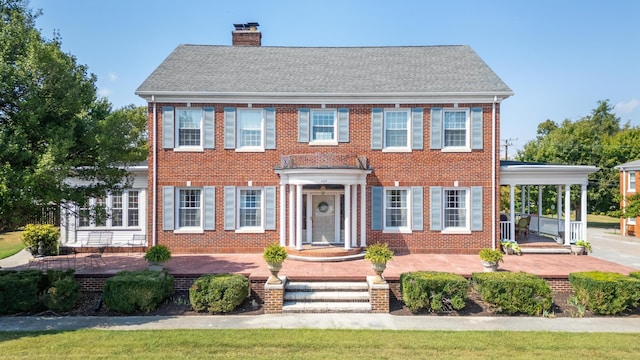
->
[275,155,371,251]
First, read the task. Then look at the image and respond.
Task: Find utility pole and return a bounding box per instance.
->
[501,138,517,160]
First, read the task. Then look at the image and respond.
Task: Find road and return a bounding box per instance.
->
[587,227,640,269]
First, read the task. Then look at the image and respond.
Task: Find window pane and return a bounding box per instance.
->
[179,189,201,227]
[240,189,262,227]
[385,111,408,147]
[95,197,107,227]
[311,110,335,141]
[128,191,139,227]
[79,207,90,227]
[238,110,263,147]
[444,111,467,147]
[385,189,407,227]
[112,191,123,227]
[444,189,467,228]
[630,172,636,189]
[177,109,202,146]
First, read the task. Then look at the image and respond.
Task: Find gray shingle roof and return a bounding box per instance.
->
[616,159,640,170]
[136,45,512,96]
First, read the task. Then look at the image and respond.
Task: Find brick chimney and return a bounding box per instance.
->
[232,22,261,46]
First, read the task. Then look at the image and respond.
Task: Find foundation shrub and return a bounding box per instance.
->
[569,271,640,315]
[103,270,174,314]
[189,273,249,313]
[472,272,552,316]
[400,271,468,313]
[629,272,640,280]
[43,275,81,312]
[0,270,45,314]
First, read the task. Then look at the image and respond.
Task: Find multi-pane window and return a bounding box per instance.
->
[177,108,202,147]
[128,191,139,226]
[385,189,408,228]
[239,189,262,228]
[311,110,336,141]
[178,189,201,228]
[237,109,263,148]
[384,110,409,148]
[443,110,468,148]
[630,172,636,191]
[444,189,467,228]
[111,191,123,227]
[77,190,142,228]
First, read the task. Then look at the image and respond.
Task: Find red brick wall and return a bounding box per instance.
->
[148,102,502,254]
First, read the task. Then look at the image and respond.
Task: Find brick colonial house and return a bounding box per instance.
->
[61,24,517,255]
[616,159,639,237]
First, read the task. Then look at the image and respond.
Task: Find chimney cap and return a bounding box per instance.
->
[233,22,260,31]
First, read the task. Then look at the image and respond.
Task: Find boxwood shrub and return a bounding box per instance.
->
[569,271,640,315]
[189,273,249,313]
[400,271,468,313]
[630,272,640,280]
[103,270,174,314]
[472,271,552,316]
[0,269,79,314]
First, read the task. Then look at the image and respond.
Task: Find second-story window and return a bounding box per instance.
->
[443,110,469,149]
[630,171,636,192]
[311,109,337,143]
[384,110,410,150]
[176,108,203,148]
[237,109,264,150]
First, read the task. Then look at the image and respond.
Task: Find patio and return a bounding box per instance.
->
[17,250,637,281]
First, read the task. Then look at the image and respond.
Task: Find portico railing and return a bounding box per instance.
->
[279,153,368,169]
[500,214,584,243]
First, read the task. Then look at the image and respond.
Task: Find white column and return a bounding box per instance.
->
[509,185,516,241]
[581,184,588,241]
[520,185,526,214]
[557,185,562,236]
[351,185,357,248]
[360,182,367,247]
[537,185,542,233]
[288,185,295,248]
[279,184,286,246]
[344,184,351,250]
[296,184,303,250]
[564,185,571,245]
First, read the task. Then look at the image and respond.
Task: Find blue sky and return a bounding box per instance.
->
[29,0,640,156]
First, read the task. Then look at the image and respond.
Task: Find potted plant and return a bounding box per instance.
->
[263,243,288,284]
[479,248,503,272]
[501,240,521,256]
[144,245,172,271]
[364,242,394,284]
[571,239,592,255]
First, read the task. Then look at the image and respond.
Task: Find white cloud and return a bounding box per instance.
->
[98,88,112,97]
[614,99,639,114]
[108,72,118,82]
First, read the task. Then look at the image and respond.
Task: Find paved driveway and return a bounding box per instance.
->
[588,227,640,269]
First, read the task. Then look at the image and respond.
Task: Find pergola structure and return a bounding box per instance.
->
[499,161,599,245]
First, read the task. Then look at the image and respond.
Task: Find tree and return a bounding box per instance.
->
[517,100,640,216]
[0,1,147,230]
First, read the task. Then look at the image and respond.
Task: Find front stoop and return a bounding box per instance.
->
[282,281,374,313]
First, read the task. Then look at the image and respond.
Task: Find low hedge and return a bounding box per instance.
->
[472,272,552,316]
[400,271,468,313]
[103,270,174,314]
[630,272,640,280]
[189,273,249,313]
[569,271,640,315]
[0,269,79,314]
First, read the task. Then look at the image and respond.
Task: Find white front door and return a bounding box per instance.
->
[311,194,336,243]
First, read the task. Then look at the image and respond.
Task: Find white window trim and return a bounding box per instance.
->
[441,187,471,234]
[174,188,203,233]
[174,107,204,151]
[628,217,636,225]
[236,187,266,233]
[442,109,471,152]
[629,171,636,192]
[236,108,265,152]
[382,109,411,152]
[309,109,338,146]
[382,187,412,233]
[77,190,142,229]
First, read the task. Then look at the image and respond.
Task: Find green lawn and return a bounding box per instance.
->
[0,329,639,359]
[587,214,620,229]
[0,231,24,259]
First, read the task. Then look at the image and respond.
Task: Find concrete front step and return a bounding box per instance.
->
[283,281,371,313]
[282,301,372,313]
[520,247,571,254]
